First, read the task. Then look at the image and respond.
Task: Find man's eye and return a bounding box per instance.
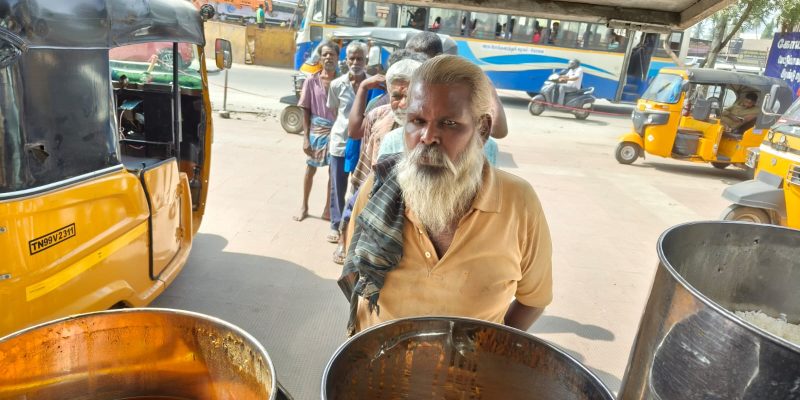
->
[443,120,457,126]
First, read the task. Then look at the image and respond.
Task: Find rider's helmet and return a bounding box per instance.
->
[568,59,580,69]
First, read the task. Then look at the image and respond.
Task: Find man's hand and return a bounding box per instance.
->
[360,74,386,91]
[302,137,312,157]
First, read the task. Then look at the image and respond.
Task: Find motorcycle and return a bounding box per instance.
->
[528,72,596,120]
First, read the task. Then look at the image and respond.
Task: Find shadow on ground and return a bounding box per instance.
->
[632,161,750,184]
[531,315,615,341]
[152,233,348,400]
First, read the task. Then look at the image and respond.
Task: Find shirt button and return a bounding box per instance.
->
[425,251,432,258]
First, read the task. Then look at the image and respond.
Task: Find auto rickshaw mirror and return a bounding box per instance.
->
[215,38,232,70]
[761,84,781,115]
[200,4,216,21]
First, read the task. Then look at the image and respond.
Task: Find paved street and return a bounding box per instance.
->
[154,63,748,399]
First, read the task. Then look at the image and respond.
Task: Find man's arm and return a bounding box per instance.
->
[504,300,545,331]
[301,107,312,156]
[348,75,386,139]
[327,81,340,118]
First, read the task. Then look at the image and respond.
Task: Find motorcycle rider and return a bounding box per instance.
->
[554,59,583,106]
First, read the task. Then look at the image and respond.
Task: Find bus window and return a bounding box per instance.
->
[364,1,393,27]
[553,21,584,47]
[654,32,683,58]
[511,16,547,43]
[428,8,464,36]
[328,0,358,26]
[469,12,509,40]
[311,0,324,22]
[398,5,427,30]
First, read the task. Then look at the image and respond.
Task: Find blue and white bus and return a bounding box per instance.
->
[294,0,690,102]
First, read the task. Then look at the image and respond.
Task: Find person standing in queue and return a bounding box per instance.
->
[294,42,339,222]
[340,55,553,335]
[326,41,368,243]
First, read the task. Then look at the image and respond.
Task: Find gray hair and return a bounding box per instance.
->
[386,59,422,86]
[412,55,492,120]
[387,49,429,67]
[316,40,340,56]
[346,40,368,56]
[405,32,443,58]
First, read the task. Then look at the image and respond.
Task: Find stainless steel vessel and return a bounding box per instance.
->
[620,221,800,399]
[323,316,614,400]
[0,308,276,399]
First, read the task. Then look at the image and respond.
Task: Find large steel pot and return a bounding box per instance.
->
[0,308,276,399]
[322,316,614,400]
[620,221,800,399]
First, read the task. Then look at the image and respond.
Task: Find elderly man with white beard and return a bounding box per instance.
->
[331,58,422,265]
[339,55,552,336]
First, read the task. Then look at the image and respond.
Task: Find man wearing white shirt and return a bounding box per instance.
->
[327,41,367,243]
[555,59,583,106]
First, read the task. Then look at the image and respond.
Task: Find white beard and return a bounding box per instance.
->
[392,107,407,125]
[396,134,485,236]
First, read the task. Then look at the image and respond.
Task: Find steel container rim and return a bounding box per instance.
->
[0,307,278,397]
[657,220,800,352]
[320,315,615,399]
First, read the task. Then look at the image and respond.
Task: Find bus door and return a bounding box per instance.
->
[617,31,660,102]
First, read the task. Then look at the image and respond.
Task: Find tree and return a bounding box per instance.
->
[760,20,775,39]
[699,0,772,68]
[776,0,800,32]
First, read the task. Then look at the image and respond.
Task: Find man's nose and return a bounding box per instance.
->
[398,97,407,109]
[419,124,440,145]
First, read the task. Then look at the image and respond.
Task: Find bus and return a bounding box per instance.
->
[294,0,690,102]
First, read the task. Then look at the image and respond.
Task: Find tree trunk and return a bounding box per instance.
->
[701,16,728,68]
[701,2,756,69]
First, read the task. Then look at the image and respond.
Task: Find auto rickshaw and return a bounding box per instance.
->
[721,93,800,226]
[615,68,793,170]
[0,0,230,336]
[279,27,455,134]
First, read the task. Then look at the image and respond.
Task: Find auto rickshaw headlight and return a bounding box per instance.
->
[767,131,775,141]
[779,135,788,145]
[745,148,760,169]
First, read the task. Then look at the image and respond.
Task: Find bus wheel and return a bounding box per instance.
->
[711,162,729,170]
[615,142,640,165]
[720,205,771,224]
[281,106,304,134]
[528,95,545,116]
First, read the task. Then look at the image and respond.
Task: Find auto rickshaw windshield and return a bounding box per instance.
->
[109,42,202,89]
[773,100,800,136]
[641,73,683,104]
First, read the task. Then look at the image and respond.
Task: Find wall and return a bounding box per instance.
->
[204,21,248,64]
[247,25,296,68]
[204,21,296,68]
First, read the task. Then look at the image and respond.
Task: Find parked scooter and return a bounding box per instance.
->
[528,72,596,120]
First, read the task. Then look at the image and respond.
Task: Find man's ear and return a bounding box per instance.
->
[479,114,493,142]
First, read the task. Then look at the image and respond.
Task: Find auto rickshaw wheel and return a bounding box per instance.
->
[529,96,545,116]
[711,162,729,170]
[615,142,640,165]
[280,106,304,134]
[720,205,771,224]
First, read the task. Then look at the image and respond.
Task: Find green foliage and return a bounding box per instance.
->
[775,0,800,32]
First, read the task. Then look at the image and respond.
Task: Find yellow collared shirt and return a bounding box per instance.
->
[346,164,553,333]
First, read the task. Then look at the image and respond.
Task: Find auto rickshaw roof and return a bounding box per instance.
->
[0,0,205,49]
[663,68,790,92]
[328,27,456,53]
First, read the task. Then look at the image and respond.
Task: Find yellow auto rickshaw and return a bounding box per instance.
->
[0,0,230,336]
[615,68,793,171]
[721,93,800,227]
